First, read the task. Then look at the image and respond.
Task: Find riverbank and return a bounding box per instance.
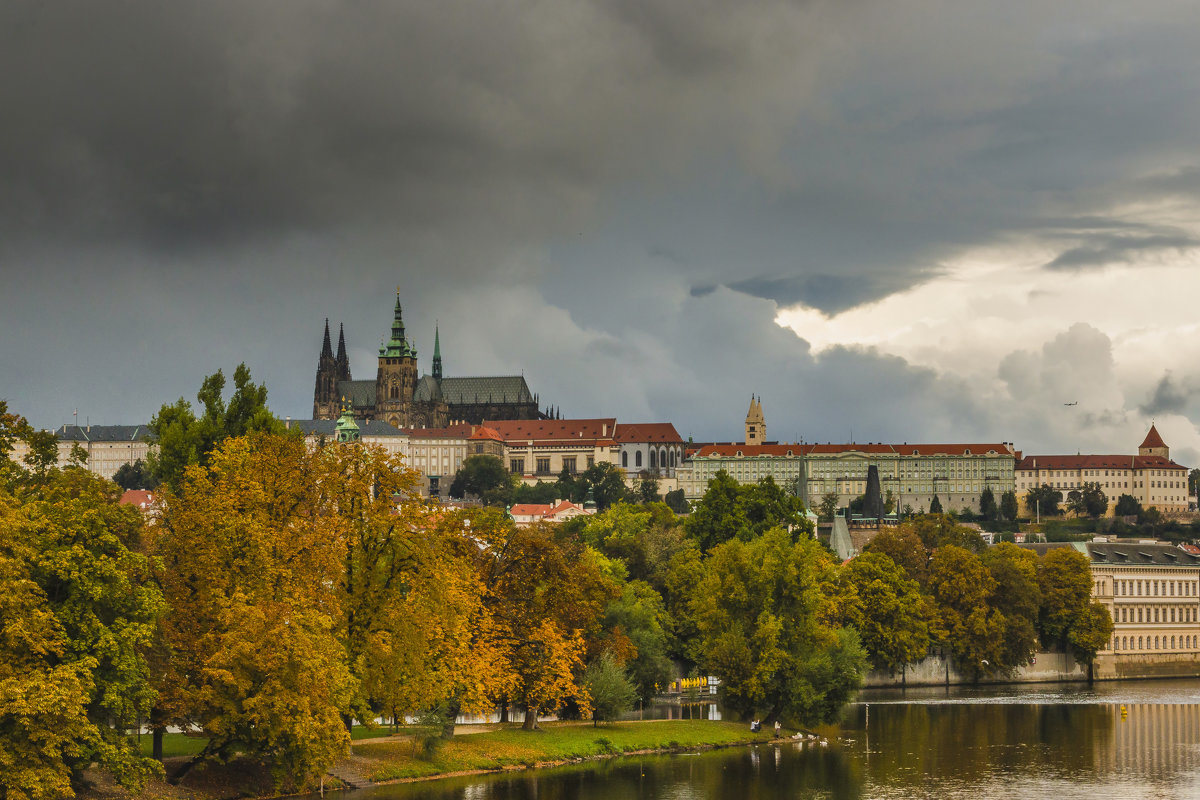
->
[350,719,772,784]
[78,720,775,799]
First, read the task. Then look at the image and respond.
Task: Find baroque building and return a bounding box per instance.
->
[313,293,547,427]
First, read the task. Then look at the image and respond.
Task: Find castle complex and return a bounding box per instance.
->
[313,293,546,427]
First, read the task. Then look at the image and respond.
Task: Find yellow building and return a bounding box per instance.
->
[1086,541,1200,674]
[485,418,620,484]
[1015,426,1189,515]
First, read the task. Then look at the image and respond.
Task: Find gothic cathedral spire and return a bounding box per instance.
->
[336,323,351,381]
[432,323,443,380]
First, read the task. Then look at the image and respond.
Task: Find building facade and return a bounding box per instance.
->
[1086,541,1200,668]
[485,418,621,484]
[8,424,156,480]
[613,422,686,478]
[1015,426,1189,515]
[314,293,547,427]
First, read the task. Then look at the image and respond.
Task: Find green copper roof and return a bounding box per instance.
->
[379,292,417,359]
[335,398,361,442]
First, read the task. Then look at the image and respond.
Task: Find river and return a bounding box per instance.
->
[318,680,1200,799]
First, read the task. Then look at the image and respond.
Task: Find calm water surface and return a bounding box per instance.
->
[325,680,1200,800]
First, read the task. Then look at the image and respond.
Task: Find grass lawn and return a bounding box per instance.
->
[356,719,769,782]
[137,732,210,758]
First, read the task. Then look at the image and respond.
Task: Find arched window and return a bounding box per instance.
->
[622,451,628,468]
[670,449,676,468]
[650,450,657,469]
[1171,636,1176,649]
[1138,637,1144,650]
[635,451,642,468]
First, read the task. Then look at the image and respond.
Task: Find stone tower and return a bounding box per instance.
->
[745,395,766,446]
[1139,424,1169,460]
[375,292,419,427]
[335,323,351,383]
[313,319,340,419]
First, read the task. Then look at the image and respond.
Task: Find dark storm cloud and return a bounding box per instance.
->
[3,0,1200,459]
[1140,374,1196,418]
[0,0,823,255]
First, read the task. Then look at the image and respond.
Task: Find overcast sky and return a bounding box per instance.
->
[3,1,1200,464]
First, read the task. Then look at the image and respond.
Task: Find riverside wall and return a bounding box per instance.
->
[865,650,1200,687]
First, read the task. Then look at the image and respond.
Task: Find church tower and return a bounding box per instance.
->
[432,324,443,380]
[375,291,419,426]
[745,395,765,446]
[313,319,340,419]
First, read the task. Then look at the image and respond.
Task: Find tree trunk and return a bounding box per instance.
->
[498,694,509,724]
[441,696,462,739]
[152,727,164,761]
[522,705,539,730]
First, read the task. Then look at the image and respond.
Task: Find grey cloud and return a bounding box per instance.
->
[1044,234,1200,271]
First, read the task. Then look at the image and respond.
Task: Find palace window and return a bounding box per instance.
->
[562,457,577,474]
[510,458,525,474]
[536,458,551,474]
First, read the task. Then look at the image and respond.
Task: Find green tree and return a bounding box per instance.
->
[449,454,515,505]
[0,456,164,798]
[929,494,943,514]
[602,580,673,702]
[1068,602,1115,666]
[1066,489,1085,516]
[1000,490,1019,521]
[927,545,1004,680]
[572,462,631,511]
[980,544,1041,671]
[147,364,284,491]
[583,652,637,725]
[979,487,998,520]
[818,492,839,522]
[1114,494,1142,517]
[1079,482,1108,517]
[113,459,159,490]
[685,473,808,552]
[843,552,931,673]
[1037,548,1097,651]
[637,471,661,504]
[664,488,689,514]
[1025,484,1062,517]
[688,528,867,725]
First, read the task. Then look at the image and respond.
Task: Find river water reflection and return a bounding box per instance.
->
[325,680,1200,800]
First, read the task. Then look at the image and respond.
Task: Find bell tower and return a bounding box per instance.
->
[376,290,419,425]
[745,395,765,446]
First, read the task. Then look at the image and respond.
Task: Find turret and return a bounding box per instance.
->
[745,394,766,446]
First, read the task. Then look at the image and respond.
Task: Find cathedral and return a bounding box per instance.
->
[313,293,549,427]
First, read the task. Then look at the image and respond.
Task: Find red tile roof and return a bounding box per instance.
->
[1016,454,1185,471]
[613,423,684,444]
[485,418,618,442]
[401,423,477,439]
[119,490,155,509]
[1140,425,1167,450]
[691,442,1015,458]
[469,426,503,441]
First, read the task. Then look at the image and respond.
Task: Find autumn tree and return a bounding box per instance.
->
[467,514,618,729]
[152,435,353,788]
[842,552,931,673]
[980,544,1041,671]
[927,545,1004,680]
[1037,547,1110,660]
[863,525,930,584]
[686,472,808,552]
[0,435,163,798]
[687,528,867,725]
